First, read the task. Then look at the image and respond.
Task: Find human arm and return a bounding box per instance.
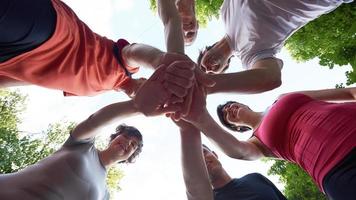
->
[181,83,265,160]
[176,120,213,200]
[192,110,265,160]
[157,0,184,54]
[206,58,282,94]
[280,87,356,102]
[71,100,139,141]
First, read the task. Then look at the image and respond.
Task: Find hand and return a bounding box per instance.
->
[133,65,181,116]
[172,118,197,132]
[181,82,208,124]
[121,77,147,98]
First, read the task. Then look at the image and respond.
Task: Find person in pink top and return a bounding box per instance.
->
[181,86,356,200]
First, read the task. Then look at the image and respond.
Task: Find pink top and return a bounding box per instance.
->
[254,93,356,191]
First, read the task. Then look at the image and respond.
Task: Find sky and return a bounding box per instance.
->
[11,0,353,199]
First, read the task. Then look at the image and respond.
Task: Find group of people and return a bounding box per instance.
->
[0,0,355,199]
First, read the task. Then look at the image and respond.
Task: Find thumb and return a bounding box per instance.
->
[154,104,181,115]
[150,64,167,81]
[195,69,216,87]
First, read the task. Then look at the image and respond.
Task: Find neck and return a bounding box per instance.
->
[250,112,264,130]
[211,169,233,189]
[98,149,116,168]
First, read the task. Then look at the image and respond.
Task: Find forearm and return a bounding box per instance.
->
[157,0,184,54]
[180,128,213,200]
[207,67,281,94]
[284,87,356,101]
[72,100,139,140]
[122,43,164,70]
[193,111,263,160]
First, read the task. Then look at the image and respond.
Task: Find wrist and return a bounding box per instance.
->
[154,51,166,68]
[191,109,209,127]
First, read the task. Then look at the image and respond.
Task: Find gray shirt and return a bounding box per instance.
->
[221,0,351,69]
[0,135,109,200]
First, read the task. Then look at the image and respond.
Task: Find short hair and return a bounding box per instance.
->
[197,43,233,73]
[110,124,143,164]
[216,101,252,133]
[202,144,212,152]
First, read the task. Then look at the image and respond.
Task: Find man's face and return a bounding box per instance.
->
[108,133,140,162]
[176,0,198,45]
[200,45,230,74]
[202,147,224,178]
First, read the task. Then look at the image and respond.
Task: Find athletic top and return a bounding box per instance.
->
[214,173,286,200]
[0,135,109,200]
[220,0,351,69]
[0,0,56,63]
[0,0,138,96]
[254,93,356,191]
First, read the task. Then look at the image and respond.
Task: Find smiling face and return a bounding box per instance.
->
[217,101,252,132]
[108,133,141,163]
[223,102,251,126]
[176,0,198,45]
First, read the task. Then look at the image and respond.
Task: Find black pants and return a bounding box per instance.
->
[323,148,356,200]
[0,0,56,62]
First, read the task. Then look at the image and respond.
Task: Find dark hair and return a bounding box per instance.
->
[110,124,143,164]
[216,101,252,133]
[202,144,212,152]
[197,43,233,73]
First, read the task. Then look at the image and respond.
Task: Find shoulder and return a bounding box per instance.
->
[62,133,95,148]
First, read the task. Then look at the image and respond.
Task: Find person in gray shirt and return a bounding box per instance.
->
[0,65,186,200]
[0,114,142,200]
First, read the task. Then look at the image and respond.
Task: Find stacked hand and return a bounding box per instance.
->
[133,52,214,119]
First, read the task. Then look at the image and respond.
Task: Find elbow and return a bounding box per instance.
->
[267,76,282,90]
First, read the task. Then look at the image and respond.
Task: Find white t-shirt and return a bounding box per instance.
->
[221,0,351,69]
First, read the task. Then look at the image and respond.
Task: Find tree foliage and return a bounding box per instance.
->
[0,90,124,198]
[149,0,223,26]
[267,159,327,200]
[285,2,356,85]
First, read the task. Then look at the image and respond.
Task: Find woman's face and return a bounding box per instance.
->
[223,102,251,127]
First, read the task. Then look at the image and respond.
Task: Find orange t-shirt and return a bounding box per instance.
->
[0,0,138,96]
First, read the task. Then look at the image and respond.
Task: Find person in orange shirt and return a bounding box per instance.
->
[0,0,195,101]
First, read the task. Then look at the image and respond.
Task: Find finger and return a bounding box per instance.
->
[166,95,184,105]
[195,68,216,87]
[172,111,182,121]
[163,82,188,98]
[150,64,167,81]
[155,104,181,115]
[164,73,193,89]
[181,86,194,117]
[168,60,196,70]
[166,67,195,81]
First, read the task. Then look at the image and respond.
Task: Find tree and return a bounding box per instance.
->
[285,2,356,85]
[149,0,223,26]
[0,89,124,198]
[267,159,327,200]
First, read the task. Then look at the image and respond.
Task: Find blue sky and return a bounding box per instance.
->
[13,0,353,199]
